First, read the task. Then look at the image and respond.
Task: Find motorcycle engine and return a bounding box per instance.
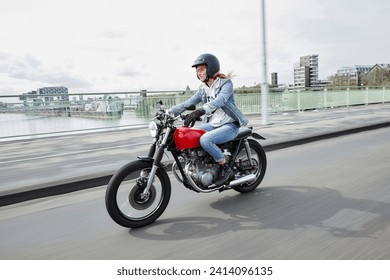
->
[184,149,219,188]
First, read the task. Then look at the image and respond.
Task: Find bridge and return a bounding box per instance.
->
[0,91,390,263]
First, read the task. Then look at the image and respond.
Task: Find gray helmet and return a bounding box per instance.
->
[192,53,220,80]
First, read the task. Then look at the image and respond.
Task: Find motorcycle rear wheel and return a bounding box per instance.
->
[233,139,267,193]
[105,160,171,228]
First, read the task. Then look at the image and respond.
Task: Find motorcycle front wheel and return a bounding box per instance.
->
[105,160,171,228]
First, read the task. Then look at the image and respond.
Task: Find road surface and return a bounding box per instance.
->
[1,127,389,259]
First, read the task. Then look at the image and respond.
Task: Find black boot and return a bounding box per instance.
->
[214,163,232,186]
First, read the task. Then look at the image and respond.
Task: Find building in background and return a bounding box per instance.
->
[20,86,69,106]
[271,72,278,87]
[37,86,69,102]
[294,54,319,88]
[293,64,310,88]
[300,54,319,85]
[330,65,372,87]
[337,65,372,75]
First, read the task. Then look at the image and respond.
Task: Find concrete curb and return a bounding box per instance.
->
[1,121,389,207]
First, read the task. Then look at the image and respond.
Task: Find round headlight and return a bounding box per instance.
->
[148,121,158,138]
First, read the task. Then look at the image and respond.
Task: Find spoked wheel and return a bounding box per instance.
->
[105,160,171,228]
[233,139,267,193]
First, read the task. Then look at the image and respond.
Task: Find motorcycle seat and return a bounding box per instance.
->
[235,126,252,140]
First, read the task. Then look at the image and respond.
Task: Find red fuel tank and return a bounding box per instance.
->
[174,127,206,150]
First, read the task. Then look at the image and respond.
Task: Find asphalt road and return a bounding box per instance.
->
[1,127,389,260]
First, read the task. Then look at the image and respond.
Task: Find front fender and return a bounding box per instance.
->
[137,156,167,168]
[137,156,153,162]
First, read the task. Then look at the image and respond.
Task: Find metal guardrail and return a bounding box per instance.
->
[1,87,389,138]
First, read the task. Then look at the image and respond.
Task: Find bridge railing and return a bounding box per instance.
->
[135,87,390,116]
[0,87,389,138]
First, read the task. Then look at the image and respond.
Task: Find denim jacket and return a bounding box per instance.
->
[170,79,249,126]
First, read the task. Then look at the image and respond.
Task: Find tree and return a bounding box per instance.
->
[361,66,390,87]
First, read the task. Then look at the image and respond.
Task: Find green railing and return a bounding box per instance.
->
[134,87,390,117]
[1,87,389,138]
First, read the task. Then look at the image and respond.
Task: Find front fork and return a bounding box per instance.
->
[140,127,172,199]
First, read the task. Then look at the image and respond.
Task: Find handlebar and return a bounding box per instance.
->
[152,100,195,126]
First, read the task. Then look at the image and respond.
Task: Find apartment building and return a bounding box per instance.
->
[293,54,319,88]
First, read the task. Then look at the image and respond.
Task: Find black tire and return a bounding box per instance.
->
[233,139,267,193]
[105,160,171,228]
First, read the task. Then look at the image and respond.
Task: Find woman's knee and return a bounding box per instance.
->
[200,133,212,146]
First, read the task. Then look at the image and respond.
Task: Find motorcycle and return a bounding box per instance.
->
[105,102,267,228]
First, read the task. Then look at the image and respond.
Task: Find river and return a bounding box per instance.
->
[0,111,149,140]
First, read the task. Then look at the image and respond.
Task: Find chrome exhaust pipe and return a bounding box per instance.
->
[228,174,257,188]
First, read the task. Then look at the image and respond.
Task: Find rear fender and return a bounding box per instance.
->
[252,132,266,140]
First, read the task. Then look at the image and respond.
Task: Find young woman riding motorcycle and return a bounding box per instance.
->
[169,53,248,185]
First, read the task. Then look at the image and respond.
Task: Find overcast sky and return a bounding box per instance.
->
[0,0,389,96]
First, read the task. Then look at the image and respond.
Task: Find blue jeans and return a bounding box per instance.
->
[195,123,239,163]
